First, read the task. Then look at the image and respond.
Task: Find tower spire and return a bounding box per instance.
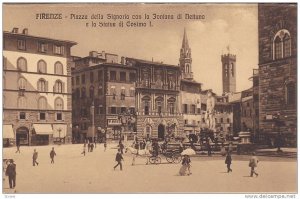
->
[182,27,189,49]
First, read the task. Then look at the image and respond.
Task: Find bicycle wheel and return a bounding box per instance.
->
[172,154,182,164]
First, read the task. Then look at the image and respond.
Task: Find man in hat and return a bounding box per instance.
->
[50,147,57,164]
[5,159,16,189]
[114,149,124,171]
[249,152,259,177]
[32,149,39,166]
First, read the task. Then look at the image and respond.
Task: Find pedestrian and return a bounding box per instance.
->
[249,152,259,177]
[119,141,124,154]
[179,155,191,176]
[206,137,212,156]
[81,143,86,156]
[113,149,124,171]
[225,152,232,173]
[32,149,39,166]
[104,142,107,152]
[90,143,94,152]
[179,140,184,153]
[94,138,97,148]
[5,159,16,189]
[87,142,91,152]
[15,140,20,154]
[50,147,56,164]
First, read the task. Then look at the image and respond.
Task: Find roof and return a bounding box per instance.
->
[181,28,190,49]
[181,78,202,85]
[3,31,77,46]
[72,62,136,74]
[126,57,179,68]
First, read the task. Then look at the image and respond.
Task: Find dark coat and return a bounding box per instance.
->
[5,163,16,176]
[182,157,191,165]
[115,153,123,162]
[33,152,38,160]
[50,150,56,158]
[225,155,232,164]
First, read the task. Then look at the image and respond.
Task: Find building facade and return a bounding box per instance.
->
[3,28,76,145]
[126,58,184,140]
[258,4,297,145]
[72,51,136,142]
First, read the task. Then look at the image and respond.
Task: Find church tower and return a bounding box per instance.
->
[179,28,193,80]
[221,53,236,94]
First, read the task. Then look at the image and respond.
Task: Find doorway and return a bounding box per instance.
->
[16,127,29,145]
[158,124,165,139]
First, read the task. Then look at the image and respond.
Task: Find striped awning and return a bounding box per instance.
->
[33,124,53,135]
[3,125,14,139]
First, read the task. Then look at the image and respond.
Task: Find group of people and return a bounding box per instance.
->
[81,140,107,156]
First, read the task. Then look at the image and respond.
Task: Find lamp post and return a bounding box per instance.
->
[90,101,95,142]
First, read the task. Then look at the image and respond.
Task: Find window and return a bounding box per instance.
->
[274,36,282,60]
[39,112,46,120]
[19,112,26,120]
[17,97,27,108]
[76,76,80,85]
[54,62,63,75]
[98,70,103,81]
[197,108,201,114]
[54,97,64,110]
[283,34,291,58]
[129,107,135,114]
[38,97,47,109]
[231,63,234,77]
[120,72,126,82]
[202,118,205,123]
[38,42,48,53]
[98,85,103,96]
[286,82,296,105]
[191,104,196,114]
[111,86,116,99]
[37,79,47,92]
[17,39,26,50]
[54,80,63,93]
[273,29,291,60]
[129,87,135,97]
[97,105,104,115]
[81,87,86,98]
[169,102,175,114]
[89,86,94,98]
[144,100,150,115]
[90,72,94,83]
[111,107,117,114]
[220,118,223,123]
[53,45,64,55]
[37,60,47,73]
[156,100,162,114]
[18,77,27,90]
[120,87,125,100]
[56,113,63,121]
[75,88,80,99]
[129,73,136,82]
[81,107,87,117]
[81,74,85,84]
[110,71,116,81]
[227,118,230,123]
[17,57,27,71]
[183,104,188,114]
[224,64,228,77]
[184,120,188,125]
[121,107,127,113]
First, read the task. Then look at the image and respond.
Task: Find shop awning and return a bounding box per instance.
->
[53,124,67,138]
[3,125,15,139]
[33,124,53,135]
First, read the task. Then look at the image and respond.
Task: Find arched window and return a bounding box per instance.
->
[167,97,176,115]
[273,29,291,60]
[17,97,27,108]
[155,97,164,114]
[224,64,228,77]
[54,97,64,110]
[120,87,125,100]
[38,97,47,110]
[37,79,47,92]
[286,82,296,105]
[54,80,63,93]
[186,64,190,73]
[142,96,151,115]
[81,87,86,98]
[54,61,63,75]
[231,63,234,77]
[17,57,27,71]
[37,60,47,73]
[283,33,291,58]
[18,77,27,89]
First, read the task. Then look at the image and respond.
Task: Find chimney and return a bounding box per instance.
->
[22,28,28,35]
[12,27,19,34]
[121,56,125,65]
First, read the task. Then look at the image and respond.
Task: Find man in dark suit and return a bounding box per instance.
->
[113,149,124,171]
[5,159,16,189]
[33,149,39,166]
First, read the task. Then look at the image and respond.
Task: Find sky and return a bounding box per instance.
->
[3,3,258,95]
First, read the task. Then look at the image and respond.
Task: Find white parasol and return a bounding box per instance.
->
[181,148,196,156]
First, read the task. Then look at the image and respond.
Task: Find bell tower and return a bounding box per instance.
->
[179,28,193,80]
[221,53,236,94]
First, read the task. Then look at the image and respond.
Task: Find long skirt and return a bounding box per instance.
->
[179,165,188,176]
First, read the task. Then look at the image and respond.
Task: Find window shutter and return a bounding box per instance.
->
[45,81,48,92]
[62,82,65,93]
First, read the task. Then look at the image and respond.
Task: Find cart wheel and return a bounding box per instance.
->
[149,156,160,164]
[172,154,182,164]
[166,156,173,163]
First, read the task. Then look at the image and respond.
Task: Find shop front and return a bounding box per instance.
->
[32,124,53,145]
